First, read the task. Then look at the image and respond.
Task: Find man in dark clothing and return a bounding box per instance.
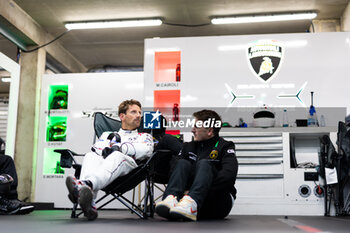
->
[0,154,35,215]
[155,109,238,221]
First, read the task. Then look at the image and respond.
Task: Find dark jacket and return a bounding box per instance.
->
[178,135,238,198]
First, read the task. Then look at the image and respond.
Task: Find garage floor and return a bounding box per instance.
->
[0,210,349,233]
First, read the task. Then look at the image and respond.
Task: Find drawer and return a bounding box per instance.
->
[236,177,284,198]
[238,162,284,174]
[224,136,282,144]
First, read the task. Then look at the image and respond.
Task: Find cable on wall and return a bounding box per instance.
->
[163,21,211,27]
[21,30,70,53]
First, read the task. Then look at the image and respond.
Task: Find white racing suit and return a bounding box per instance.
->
[80,129,154,192]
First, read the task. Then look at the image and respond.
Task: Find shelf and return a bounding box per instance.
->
[220,127,337,134]
[237,174,284,179]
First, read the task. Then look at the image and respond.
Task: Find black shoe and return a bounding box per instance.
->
[0,197,35,215]
[0,196,21,214]
[10,199,35,215]
[79,186,98,221]
[65,176,81,204]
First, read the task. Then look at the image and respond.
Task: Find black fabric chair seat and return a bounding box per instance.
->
[102,161,149,195]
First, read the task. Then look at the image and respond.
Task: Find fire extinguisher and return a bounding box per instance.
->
[176,64,181,82]
[173,103,179,121]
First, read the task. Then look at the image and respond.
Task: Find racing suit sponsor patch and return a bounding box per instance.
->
[227,149,235,154]
[188,152,197,161]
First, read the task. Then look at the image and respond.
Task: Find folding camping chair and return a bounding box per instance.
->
[319,134,339,216]
[55,112,171,219]
[336,121,350,215]
[319,121,350,216]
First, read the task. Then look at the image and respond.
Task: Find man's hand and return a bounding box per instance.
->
[102,143,121,159]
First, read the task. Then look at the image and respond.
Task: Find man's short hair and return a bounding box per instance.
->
[118,99,141,115]
[193,109,222,136]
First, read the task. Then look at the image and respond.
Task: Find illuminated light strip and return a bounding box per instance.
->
[225,83,255,104]
[1,77,11,82]
[278,82,307,106]
[65,19,162,30]
[212,12,317,24]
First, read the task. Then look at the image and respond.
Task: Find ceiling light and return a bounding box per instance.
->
[65,19,162,30]
[211,12,317,24]
[1,77,11,82]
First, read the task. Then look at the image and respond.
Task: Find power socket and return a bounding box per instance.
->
[304,172,319,181]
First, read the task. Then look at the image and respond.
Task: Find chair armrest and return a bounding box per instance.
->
[145,149,172,170]
[54,149,84,168]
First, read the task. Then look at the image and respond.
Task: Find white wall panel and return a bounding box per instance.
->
[35,72,143,208]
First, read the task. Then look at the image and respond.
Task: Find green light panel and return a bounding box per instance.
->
[43,148,65,175]
[48,85,68,110]
[46,116,67,142]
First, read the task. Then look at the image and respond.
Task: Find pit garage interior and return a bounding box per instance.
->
[0,0,350,232]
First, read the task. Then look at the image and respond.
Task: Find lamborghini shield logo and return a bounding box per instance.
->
[247,40,283,82]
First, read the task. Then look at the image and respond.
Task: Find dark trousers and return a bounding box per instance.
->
[154,134,182,183]
[163,159,233,220]
[0,155,18,199]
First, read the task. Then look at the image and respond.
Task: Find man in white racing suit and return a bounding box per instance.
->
[65,99,153,221]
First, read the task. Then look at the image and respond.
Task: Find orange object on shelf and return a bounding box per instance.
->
[176,64,181,82]
[154,51,181,83]
[173,103,179,121]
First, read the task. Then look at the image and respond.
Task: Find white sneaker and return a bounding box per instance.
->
[155,195,178,219]
[169,195,197,221]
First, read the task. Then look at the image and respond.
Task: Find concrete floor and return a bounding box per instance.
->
[0,210,349,233]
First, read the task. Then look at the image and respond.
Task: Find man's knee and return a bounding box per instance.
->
[176,159,192,168]
[0,155,16,175]
[0,155,14,165]
[171,159,192,175]
[159,134,174,143]
[194,160,217,180]
[195,159,214,170]
[156,134,182,154]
